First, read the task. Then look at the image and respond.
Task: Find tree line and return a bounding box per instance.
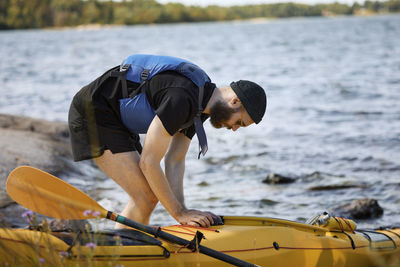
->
[0,0,399,30]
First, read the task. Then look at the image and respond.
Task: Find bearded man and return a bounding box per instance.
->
[68,54,267,228]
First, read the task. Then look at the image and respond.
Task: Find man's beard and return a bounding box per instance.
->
[209,101,241,129]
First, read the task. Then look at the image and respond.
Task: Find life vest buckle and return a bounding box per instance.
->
[141,69,150,82]
[120,64,131,73]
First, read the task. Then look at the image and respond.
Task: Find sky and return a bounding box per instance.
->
[156,0,359,6]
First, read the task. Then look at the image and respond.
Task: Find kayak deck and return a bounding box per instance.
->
[1,216,399,266]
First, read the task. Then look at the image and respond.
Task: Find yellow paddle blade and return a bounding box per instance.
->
[6,166,108,220]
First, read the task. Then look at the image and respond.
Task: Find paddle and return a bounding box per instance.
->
[6,166,257,267]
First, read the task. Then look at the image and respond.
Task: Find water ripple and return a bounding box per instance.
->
[1,15,399,227]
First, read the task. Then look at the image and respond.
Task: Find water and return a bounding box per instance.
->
[1,15,399,228]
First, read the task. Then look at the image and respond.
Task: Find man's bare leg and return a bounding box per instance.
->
[93,150,158,228]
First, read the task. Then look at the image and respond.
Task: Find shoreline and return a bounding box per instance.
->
[0,12,398,32]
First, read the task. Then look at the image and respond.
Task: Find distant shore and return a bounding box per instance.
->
[17,12,397,33]
[1,0,399,30]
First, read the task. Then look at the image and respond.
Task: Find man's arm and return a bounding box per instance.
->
[164,132,190,207]
[139,115,214,227]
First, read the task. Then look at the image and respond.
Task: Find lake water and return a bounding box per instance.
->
[0,15,399,228]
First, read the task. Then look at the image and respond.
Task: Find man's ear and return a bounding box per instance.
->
[229,95,241,107]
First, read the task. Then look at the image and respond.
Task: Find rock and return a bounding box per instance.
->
[0,203,30,228]
[0,113,69,138]
[308,184,368,191]
[197,181,210,187]
[260,198,279,206]
[0,114,71,208]
[0,203,90,231]
[330,198,384,220]
[0,113,94,228]
[47,219,91,232]
[262,173,296,184]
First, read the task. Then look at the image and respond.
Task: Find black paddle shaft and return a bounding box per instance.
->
[107,211,257,267]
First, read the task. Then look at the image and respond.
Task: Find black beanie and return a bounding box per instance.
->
[230,80,267,124]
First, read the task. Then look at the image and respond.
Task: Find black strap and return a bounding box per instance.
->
[128,69,150,99]
[187,231,205,252]
[121,64,131,98]
[110,64,131,98]
[154,227,162,238]
[195,117,208,159]
[195,86,208,159]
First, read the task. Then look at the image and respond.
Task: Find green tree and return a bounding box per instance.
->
[0,0,11,29]
[50,0,83,27]
[3,0,53,29]
[351,2,362,14]
[365,0,384,11]
[326,2,352,15]
[82,0,101,24]
[204,5,231,21]
[186,6,210,22]
[158,3,187,23]
[385,0,400,11]
[6,0,26,28]
[100,0,114,24]
[130,0,162,24]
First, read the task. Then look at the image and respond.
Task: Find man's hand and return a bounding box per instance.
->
[176,209,221,228]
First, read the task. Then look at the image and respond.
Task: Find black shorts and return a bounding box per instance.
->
[68,77,142,162]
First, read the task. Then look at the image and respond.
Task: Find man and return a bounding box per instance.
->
[68,54,266,228]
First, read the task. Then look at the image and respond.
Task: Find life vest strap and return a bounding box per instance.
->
[195,86,207,158]
[111,64,131,98]
[129,69,150,99]
[195,116,208,159]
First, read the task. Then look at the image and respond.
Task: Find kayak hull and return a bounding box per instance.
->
[1,216,399,266]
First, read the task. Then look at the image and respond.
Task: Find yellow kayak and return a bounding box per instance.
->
[1,215,399,266]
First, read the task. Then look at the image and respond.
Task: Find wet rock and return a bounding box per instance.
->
[260,198,279,206]
[197,181,210,187]
[207,196,222,201]
[308,184,368,191]
[330,198,384,220]
[262,173,296,184]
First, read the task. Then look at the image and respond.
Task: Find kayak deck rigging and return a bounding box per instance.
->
[1,215,399,266]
